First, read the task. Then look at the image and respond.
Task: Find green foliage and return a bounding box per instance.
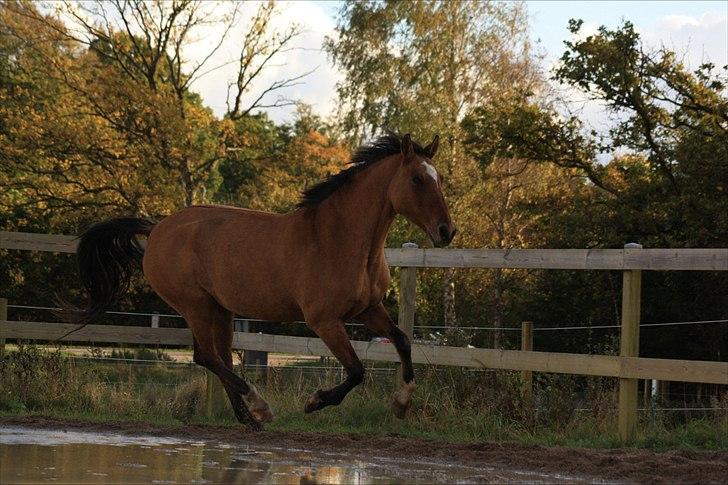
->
[326,0,535,142]
[555,19,728,243]
[459,19,727,356]
[216,113,285,204]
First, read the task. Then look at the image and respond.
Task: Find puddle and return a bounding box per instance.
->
[1,425,596,483]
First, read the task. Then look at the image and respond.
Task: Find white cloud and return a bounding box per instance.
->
[658,14,702,30]
[657,12,727,31]
[645,11,728,69]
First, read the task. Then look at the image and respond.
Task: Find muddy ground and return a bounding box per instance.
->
[1,416,726,483]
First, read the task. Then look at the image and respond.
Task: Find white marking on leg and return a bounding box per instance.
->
[244,384,274,422]
[421,162,438,182]
[394,380,416,406]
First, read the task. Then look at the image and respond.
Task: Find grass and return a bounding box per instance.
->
[1,345,726,451]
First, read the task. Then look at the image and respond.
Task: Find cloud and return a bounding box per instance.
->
[657,12,727,31]
[646,11,728,68]
[658,14,702,30]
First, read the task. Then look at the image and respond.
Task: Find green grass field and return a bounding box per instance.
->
[1,345,726,451]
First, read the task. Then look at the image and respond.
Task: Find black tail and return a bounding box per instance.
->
[60,217,155,327]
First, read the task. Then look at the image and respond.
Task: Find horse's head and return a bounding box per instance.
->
[389,134,457,247]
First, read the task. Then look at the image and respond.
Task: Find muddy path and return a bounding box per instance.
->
[2,416,727,483]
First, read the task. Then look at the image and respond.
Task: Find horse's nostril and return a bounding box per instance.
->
[451,227,457,239]
[438,224,451,242]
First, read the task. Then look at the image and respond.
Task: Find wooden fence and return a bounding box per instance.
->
[1,231,727,441]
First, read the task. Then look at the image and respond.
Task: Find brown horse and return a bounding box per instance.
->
[71,133,456,428]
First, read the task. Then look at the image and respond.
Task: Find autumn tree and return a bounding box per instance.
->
[1,0,309,220]
[0,1,155,228]
[218,104,349,212]
[326,0,538,330]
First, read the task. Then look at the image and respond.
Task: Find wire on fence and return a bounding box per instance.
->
[575,407,727,412]
[65,355,500,372]
[7,304,728,332]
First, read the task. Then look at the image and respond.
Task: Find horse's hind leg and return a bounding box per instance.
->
[303,320,364,413]
[210,317,274,423]
[185,303,271,428]
[355,303,415,418]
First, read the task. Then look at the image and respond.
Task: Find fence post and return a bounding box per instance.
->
[521,321,533,404]
[237,319,268,369]
[397,242,418,384]
[150,312,159,328]
[0,298,7,358]
[619,242,642,442]
[205,370,227,419]
[203,320,235,420]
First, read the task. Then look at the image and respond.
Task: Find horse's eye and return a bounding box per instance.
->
[411,175,424,186]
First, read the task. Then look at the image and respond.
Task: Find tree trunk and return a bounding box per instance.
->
[182,159,194,207]
[443,267,457,328]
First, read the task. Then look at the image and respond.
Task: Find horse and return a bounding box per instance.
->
[69,133,456,428]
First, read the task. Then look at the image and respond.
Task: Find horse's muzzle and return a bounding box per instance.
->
[432,223,457,247]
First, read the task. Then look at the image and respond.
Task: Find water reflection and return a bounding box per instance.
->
[1,426,590,484]
[1,427,402,484]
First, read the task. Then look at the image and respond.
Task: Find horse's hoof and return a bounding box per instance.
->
[237,411,263,430]
[251,404,275,423]
[392,397,411,419]
[392,381,415,419]
[246,418,264,431]
[236,405,264,430]
[304,390,323,414]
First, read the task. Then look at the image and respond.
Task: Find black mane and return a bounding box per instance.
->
[296,133,426,208]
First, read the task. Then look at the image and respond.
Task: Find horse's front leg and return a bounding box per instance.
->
[355,303,415,418]
[303,320,364,413]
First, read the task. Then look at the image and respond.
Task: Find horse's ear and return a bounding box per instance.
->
[424,135,439,158]
[401,133,414,162]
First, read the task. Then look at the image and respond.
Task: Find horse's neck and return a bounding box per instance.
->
[317,156,397,266]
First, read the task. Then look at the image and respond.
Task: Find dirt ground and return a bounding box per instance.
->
[2,416,727,484]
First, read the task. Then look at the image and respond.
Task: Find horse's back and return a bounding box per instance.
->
[143,205,303,321]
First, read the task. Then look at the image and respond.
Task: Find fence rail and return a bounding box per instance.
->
[2,231,727,270]
[2,321,726,385]
[2,230,727,442]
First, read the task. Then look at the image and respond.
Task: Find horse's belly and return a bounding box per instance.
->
[214,286,304,323]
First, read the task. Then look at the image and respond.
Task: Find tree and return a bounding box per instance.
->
[0,1,157,227]
[462,19,728,358]
[218,104,349,212]
[215,112,285,206]
[466,20,728,246]
[1,0,311,216]
[326,0,538,329]
[556,20,728,196]
[462,94,617,195]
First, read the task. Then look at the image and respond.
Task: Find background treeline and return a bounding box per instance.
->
[1,1,726,362]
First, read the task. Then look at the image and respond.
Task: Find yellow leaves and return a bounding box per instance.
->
[236,128,351,213]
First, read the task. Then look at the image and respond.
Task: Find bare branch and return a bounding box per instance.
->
[236,68,316,119]
[227,1,308,119]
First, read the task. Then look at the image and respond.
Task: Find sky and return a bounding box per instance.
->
[183,0,728,126]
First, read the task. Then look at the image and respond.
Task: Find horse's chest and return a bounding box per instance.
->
[302,260,389,320]
[348,265,389,313]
